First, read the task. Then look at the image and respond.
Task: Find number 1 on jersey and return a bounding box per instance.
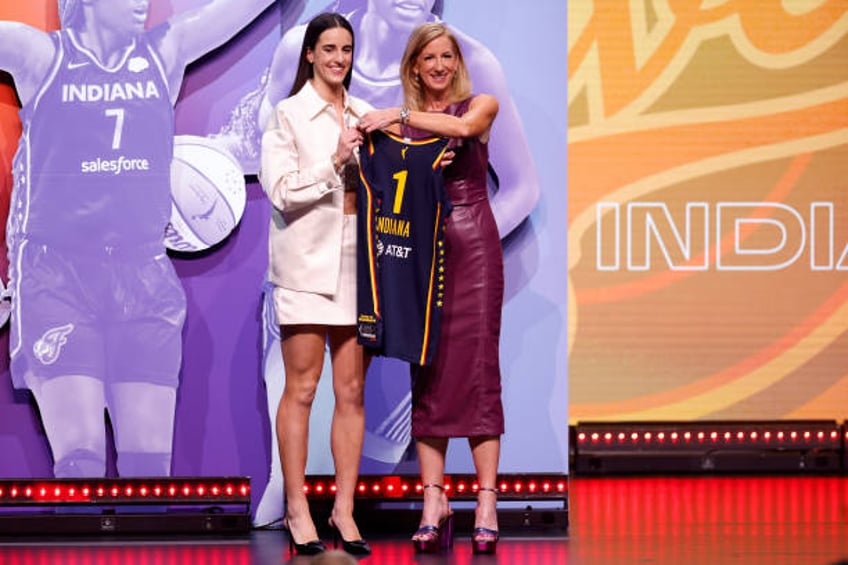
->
[391,170,408,215]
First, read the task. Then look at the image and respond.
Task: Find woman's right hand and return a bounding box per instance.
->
[335,126,364,166]
[439,150,456,169]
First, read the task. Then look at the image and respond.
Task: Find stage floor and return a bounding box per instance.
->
[0,475,845,564]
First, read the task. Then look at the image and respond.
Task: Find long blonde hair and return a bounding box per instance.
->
[400,23,472,111]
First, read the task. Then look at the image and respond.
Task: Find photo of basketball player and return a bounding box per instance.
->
[251,0,540,528]
[0,0,273,479]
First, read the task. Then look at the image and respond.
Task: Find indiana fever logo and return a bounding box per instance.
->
[33,323,74,366]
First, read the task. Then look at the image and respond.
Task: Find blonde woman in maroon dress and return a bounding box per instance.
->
[359,22,503,555]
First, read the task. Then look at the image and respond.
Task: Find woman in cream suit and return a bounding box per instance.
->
[259,12,373,557]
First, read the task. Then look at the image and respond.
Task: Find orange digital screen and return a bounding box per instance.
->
[568,1,848,422]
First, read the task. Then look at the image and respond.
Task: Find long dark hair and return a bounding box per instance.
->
[289,13,355,97]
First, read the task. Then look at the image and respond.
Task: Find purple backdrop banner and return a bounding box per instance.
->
[0,0,569,527]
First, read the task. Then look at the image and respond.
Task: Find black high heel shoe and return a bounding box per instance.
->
[328,518,372,556]
[282,517,325,556]
[472,486,500,554]
[412,483,454,553]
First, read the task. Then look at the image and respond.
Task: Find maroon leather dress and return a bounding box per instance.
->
[405,98,505,438]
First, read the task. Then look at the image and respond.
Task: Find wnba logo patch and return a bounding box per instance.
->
[34,324,75,365]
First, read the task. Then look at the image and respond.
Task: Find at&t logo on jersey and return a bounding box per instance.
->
[384,244,412,259]
[33,323,75,366]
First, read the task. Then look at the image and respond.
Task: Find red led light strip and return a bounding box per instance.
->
[0,477,250,506]
[577,429,840,444]
[0,475,567,505]
[574,422,844,451]
[300,474,567,500]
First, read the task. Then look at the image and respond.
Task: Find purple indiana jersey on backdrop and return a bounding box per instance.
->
[357,129,450,366]
[9,30,173,248]
[7,29,184,389]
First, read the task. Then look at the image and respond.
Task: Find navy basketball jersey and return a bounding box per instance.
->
[9,29,173,251]
[357,129,450,365]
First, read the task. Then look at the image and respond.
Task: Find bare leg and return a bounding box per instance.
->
[414,436,451,532]
[326,325,368,541]
[110,382,177,476]
[277,325,326,544]
[469,435,501,535]
[25,374,107,477]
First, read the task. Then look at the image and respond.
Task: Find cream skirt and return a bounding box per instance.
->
[273,215,356,326]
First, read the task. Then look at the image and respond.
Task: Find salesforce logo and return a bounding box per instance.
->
[80,155,151,175]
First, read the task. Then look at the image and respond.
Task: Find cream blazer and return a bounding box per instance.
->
[259,81,373,295]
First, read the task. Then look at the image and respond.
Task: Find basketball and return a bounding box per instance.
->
[164,135,247,252]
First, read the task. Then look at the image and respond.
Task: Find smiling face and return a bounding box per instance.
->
[412,35,458,99]
[307,26,355,92]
